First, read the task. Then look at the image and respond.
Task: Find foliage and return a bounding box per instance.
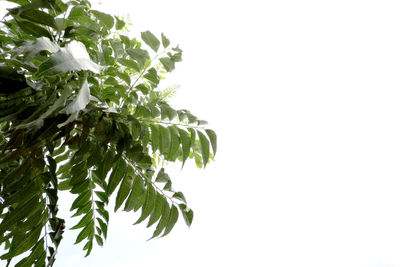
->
[0,0,217,266]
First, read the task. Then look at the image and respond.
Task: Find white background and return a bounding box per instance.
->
[3,0,400,266]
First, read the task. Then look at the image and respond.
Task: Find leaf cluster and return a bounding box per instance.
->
[0,0,216,266]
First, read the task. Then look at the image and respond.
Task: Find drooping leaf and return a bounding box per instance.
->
[114,176,133,212]
[161,204,179,237]
[204,129,217,156]
[197,130,210,168]
[107,158,127,195]
[178,128,191,167]
[146,192,163,228]
[133,185,156,225]
[149,199,170,239]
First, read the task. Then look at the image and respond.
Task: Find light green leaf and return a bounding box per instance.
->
[36,41,104,77]
[141,31,160,52]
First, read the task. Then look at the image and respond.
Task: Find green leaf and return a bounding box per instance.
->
[178,128,190,167]
[160,57,175,72]
[97,218,108,239]
[123,175,145,212]
[155,168,170,183]
[161,204,179,237]
[143,68,160,86]
[172,192,187,204]
[12,225,43,257]
[114,176,133,212]
[15,18,52,38]
[179,204,194,227]
[168,126,180,161]
[126,48,149,69]
[197,131,210,168]
[74,220,94,244]
[205,129,217,156]
[91,10,114,29]
[71,210,93,230]
[161,33,170,48]
[36,41,104,77]
[150,124,160,152]
[12,9,56,28]
[107,158,127,195]
[141,31,160,52]
[149,199,170,239]
[95,234,103,246]
[147,192,163,227]
[70,191,91,211]
[115,16,125,30]
[133,185,156,225]
[159,125,171,155]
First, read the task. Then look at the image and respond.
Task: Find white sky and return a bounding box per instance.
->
[3,0,400,266]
